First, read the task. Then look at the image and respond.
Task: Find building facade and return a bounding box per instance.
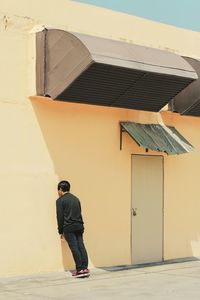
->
[1,0,200,276]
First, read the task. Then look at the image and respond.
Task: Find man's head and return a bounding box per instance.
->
[57,180,70,197]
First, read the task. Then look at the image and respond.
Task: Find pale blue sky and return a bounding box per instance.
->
[73,0,200,32]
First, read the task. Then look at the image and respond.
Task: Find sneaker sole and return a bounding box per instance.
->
[75,273,90,278]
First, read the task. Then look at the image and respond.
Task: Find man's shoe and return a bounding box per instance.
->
[72,270,87,278]
[72,270,78,277]
[83,269,90,277]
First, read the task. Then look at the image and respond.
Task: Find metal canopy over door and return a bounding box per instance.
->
[131,155,163,264]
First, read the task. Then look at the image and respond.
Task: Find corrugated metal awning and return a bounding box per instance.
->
[120,122,194,155]
[36,29,197,112]
[170,57,200,117]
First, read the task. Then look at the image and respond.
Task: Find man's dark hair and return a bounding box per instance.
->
[58,180,70,192]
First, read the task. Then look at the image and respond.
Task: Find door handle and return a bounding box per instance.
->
[132,208,137,216]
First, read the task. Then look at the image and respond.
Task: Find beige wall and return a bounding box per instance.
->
[1,0,200,276]
[0,26,63,275]
[1,0,200,58]
[163,113,200,259]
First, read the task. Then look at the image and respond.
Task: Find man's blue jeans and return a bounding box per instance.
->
[64,229,88,272]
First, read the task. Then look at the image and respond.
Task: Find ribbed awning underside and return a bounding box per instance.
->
[58,63,193,112]
[120,122,194,155]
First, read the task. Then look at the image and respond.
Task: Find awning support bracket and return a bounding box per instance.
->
[120,123,140,151]
[120,125,125,150]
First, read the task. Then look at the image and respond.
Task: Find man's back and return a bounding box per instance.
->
[56,192,84,233]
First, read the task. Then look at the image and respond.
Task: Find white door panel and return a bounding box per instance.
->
[132,155,163,264]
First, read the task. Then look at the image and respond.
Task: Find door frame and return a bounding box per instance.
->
[130,154,164,265]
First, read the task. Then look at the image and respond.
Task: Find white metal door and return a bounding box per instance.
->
[131,155,163,264]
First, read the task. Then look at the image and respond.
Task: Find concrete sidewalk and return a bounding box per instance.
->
[1,260,200,300]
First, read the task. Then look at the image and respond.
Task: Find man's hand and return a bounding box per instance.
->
[60,234,65,241]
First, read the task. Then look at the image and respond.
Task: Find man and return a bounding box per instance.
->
[56,180,89,278]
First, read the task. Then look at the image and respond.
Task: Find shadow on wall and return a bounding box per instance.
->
[61,240,74,271]
[30,96,92,271]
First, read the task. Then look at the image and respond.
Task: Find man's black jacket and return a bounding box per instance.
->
[56,192,84,234]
